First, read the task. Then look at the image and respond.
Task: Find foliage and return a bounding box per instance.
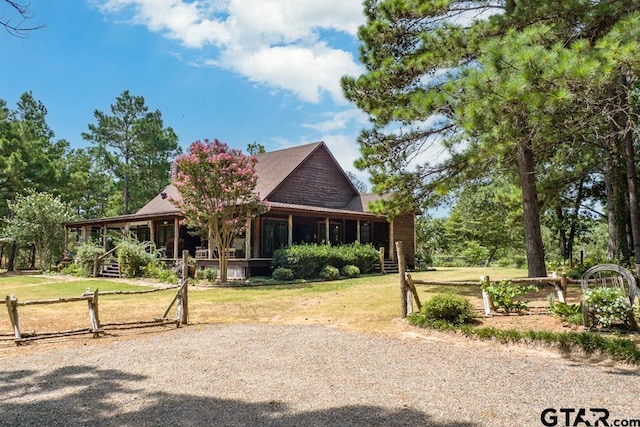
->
[583,287,635,329]
[60,262,80,276]
[3,190,76,271]
[460,241,490,267]
[73,241,105,276]
[341,264,360,278]
[272,243,379,279]
[547,294,583,326]
[459,327,640,365]
[142,261,179,284]
[171,138,267,283]
[319,265,340,281]
[481,280,537,313]
[272,267,294,282]
[409,293,476,328]
[116,237,157,278]
[195,267,219,283]
[82,90,180,215]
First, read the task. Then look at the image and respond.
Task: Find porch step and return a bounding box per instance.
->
[100,262,121,278]
[376,260,400,274]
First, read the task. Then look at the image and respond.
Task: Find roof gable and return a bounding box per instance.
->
[265,143,359,209]
[136,141,361,215]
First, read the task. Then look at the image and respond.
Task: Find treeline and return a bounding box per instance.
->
[343,0,640,276]
[0,90,181,269]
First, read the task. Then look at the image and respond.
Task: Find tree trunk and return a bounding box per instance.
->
[517,140,547,277]
[7,241,17,272]
[556,205,567,260]
[605,144,630,263]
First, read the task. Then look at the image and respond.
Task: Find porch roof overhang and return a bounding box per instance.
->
[266,201,385,221]
[66,210,181,229]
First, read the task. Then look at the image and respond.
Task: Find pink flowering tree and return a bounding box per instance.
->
[171,139,268,283]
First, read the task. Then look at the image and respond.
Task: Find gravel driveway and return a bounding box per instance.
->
[0,324,638,426]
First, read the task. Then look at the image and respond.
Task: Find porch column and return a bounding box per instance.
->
[389,220,395,262]
[102,225,107,251]
[356,220,361,243]
[245,215,252,260]
[63,227,69,258]
[288,215,293,246]
[82,226,89,243]
[148,221,155,247]
[325,218,330,243]
[173,218,179,259]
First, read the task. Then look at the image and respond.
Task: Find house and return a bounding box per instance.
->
[65,142,416,278]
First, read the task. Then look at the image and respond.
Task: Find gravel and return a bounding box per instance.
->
[0,323,638,426]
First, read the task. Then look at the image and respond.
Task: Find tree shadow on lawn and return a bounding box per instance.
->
[0,365,479,426]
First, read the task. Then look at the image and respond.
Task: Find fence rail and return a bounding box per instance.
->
[4,250,191,345]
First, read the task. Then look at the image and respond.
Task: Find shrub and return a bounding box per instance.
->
[74,241,105,276]
[272,267,294,282]
[143,261,179,284]
[319,265,340,281]
[583,287,635,329]
[272,243,379,279]
[201,268,219,282]
[341,264,360,278]
[117,238,156,278]
[481,280,536,313]
[547,294,583,325]
[60,262,80,276]
[460,240,489,266]
[423,293,475,324]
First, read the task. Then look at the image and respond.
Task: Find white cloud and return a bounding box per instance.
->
[303,108,368,133]
[95,0,365,103]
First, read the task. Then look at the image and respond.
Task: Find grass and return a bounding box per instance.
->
[2,266,638,364]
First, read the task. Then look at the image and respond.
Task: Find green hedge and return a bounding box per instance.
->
[272,243,379,279]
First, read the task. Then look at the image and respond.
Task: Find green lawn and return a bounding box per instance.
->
[0,267,529,336]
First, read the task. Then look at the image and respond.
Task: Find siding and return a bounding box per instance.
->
[392,213,415,267]
[268,147,357,209]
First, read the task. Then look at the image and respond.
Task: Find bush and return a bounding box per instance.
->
[481,280,536,313]
[60,262,80,276]
[143,261,179,284]
[584,287,635,328]
[198,267,219,282]
[460,240,489,266]
[319,265,340,281]
[272,243,379,279]
[424,293,475,324]
[272,267,294,282]
[74,241,105,276]
[341,264,360,278]
[117,238,156,278]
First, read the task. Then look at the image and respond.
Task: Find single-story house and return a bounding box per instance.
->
[65,142,416,278]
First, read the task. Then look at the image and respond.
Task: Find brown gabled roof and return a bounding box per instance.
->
[71,142,378,227]
[252,141,324,199]
[136,183,182,216]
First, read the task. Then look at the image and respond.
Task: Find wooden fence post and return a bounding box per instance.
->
[93,253,100,278]
[481,276,494,316]
[180,250,189,325]
[560,274,568,303]
[84,288,101,337]
[5,295,21,340]
[396,241,410,317]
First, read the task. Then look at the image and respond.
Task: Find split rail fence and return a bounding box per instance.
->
[394,241,579,318]
[4,250,191,345]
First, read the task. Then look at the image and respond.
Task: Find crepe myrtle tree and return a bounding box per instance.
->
[171,139,268,283]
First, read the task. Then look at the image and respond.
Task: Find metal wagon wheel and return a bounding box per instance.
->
[580,264,638,329]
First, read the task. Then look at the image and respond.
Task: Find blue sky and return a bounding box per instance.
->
[0,1,372,182]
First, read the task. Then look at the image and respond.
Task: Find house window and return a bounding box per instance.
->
[156,224,174,249]
[316,220,343,245]
[262,218,288,257]
[360,221,372,244]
